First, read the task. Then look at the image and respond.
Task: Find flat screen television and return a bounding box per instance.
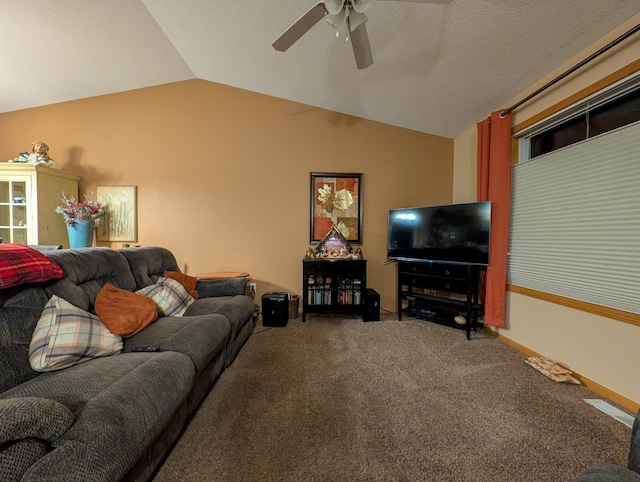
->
[387,201,491,265]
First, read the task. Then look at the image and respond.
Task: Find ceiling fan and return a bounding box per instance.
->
[272,0,452,70]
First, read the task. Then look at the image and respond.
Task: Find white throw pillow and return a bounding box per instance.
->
[29,295,123,372]
[136,277,195,317]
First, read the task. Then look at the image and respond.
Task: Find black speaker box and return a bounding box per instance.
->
[262,292,289,327]
[364,288,380,322]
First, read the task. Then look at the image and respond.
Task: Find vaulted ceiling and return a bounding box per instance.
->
[2,1,640,138]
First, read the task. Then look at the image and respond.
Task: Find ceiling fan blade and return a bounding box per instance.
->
[349,23,374,70]
[272,3,328,52]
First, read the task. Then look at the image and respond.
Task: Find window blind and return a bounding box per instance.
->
[508,121,640,315]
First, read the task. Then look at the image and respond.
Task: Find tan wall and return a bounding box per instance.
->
[452,126,477,203]
[452,13,640,407]
[0,79,453,311]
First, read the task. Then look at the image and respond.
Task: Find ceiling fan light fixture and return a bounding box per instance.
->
[351,0,373,13]
[325,10,346,31]
[324,0,346,15]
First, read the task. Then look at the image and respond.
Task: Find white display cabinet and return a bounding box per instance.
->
[0,164,80,247]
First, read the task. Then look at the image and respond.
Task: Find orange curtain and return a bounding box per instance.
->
[477,110,512,328]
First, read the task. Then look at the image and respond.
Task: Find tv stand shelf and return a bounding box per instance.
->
[396,260,485,339]
[403,292,483,311]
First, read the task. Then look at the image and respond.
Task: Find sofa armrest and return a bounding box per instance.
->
[628,409,640,473]
[0,397,75,482]
[196,277,247,298]
[574,463,640,481]
[0,397,75,445]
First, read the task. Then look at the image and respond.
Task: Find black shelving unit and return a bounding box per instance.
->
[396,260,485,339]
[302,259,367,322]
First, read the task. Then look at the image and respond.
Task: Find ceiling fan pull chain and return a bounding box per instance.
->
[345,6,350,41]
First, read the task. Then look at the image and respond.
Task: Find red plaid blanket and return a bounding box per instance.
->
[0,244,63,289]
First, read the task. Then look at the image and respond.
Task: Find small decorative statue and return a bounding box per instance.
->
[8,141,55,166]
[354,247,363,259]
[305,246,316,259]
[31,141,49,158]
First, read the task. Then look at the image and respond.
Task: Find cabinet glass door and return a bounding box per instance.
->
[337,277,362,305]
[0,179,30,243]
[307,275,332,305]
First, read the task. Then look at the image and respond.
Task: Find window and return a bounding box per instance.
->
[518,72,640,162]
[529,88,640,158]
[509,75,640,320]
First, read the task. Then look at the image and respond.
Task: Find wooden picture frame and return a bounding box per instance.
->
[310,172,362,244]
[96,185,137,242]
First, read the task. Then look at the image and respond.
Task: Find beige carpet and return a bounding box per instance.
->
[153,313,632,482]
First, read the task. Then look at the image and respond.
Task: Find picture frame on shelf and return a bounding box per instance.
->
[310,172,362,244]
[96,185,137,242]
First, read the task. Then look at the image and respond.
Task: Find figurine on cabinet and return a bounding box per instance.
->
[8,141,55,166]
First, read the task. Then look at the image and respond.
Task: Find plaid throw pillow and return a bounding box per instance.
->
[137,277,195,317]
[0,244,63,289]
[29,295,123,372]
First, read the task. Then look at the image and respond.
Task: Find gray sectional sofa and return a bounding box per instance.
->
[575,408,640,481]
[0,246,256,481]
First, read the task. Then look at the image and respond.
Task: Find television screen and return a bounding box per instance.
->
[387,201,491,265]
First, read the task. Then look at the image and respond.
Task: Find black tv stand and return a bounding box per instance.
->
[396,260,485,340]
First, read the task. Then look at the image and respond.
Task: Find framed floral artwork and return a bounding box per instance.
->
[310,172,362,243]
[96,186,137,242]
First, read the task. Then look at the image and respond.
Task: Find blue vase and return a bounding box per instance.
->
[67,220,94,248]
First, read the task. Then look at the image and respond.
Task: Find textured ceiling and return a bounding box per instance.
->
[2,1,640,138]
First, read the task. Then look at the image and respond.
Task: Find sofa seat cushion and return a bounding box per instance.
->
[185,295,255,339]
[123,314,230,373]
[574,463,640,481]
[1,351,195,482]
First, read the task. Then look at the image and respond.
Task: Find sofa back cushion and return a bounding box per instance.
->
[118,247,180,290]
[0,285,50,393]
[44,248,137,312]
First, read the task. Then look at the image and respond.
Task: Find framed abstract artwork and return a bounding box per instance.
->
[310,172,362,243]
[96,185,137,242]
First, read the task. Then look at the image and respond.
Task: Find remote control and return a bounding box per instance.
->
[132,346,159,352]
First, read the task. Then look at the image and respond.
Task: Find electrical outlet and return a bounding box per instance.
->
[249,282,257,293]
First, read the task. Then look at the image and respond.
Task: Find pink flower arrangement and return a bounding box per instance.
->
[55,192,106,227]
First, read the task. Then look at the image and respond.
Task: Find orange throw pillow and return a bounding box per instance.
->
[95,283,159,337]
[164,270,199,299]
